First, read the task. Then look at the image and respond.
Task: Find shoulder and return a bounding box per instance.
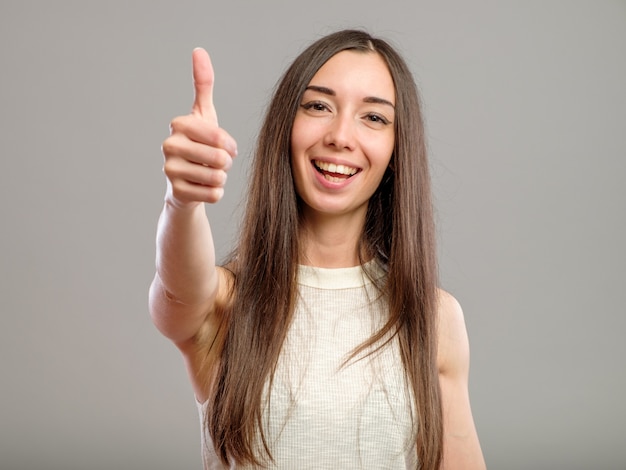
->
[436,288,470,377]
[435,289,487,468]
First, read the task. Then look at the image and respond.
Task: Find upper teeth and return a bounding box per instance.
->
[314,160,358,176]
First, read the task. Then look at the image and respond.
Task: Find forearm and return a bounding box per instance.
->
[155,200,218,306]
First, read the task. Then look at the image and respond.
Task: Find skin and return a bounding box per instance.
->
[291,50,396,267]
[149,47,486,469]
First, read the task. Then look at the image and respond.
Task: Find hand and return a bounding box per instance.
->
[161,48,238,208]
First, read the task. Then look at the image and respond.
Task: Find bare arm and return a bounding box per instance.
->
[149,48,237,347]
[437,290,487,469]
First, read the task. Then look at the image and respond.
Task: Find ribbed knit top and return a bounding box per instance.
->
[196,263,417,469]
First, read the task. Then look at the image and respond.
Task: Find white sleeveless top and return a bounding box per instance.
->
[196,263,418,469]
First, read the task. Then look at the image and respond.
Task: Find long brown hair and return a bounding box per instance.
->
[207,29,442,469]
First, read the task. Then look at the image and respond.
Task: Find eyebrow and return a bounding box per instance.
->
[305,85,395,109]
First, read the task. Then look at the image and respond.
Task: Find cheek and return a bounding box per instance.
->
[290,115,309,154]
[365,136,395,168]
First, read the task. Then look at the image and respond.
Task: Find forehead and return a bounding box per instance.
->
[307,50,395,102]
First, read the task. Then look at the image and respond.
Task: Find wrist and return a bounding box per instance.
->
[163,195,203,213]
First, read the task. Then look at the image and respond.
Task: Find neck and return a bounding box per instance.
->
[298,209,367,268]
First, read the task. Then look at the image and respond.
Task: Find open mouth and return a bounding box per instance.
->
[313,160,359,183]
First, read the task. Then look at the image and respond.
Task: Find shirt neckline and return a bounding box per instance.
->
[297,260,386,289]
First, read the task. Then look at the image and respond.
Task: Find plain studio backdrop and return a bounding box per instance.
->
[1,1,625,469]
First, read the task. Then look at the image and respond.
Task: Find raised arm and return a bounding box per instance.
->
[149,48,237,348]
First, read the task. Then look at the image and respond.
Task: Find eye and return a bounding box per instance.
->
[301,101,330,113]
[365,113,390,126]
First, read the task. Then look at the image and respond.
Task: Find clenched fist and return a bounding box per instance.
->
[161,48,238,208]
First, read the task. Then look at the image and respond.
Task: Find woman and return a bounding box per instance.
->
[150,29,485,469]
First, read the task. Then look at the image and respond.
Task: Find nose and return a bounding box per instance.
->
[323,113,356,151]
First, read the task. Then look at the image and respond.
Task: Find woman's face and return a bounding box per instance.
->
[290,50,395,222]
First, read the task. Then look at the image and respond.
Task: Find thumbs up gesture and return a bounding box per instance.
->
[162,48,238,208]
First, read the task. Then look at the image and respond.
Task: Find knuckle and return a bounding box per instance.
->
[170,183,186,200]
[168,115,187,134]
[163,159,185,180]
[161,137,176,157]
[162,159,176,177]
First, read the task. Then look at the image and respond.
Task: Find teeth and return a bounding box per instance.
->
[314,160,357,176]
[324,175,343,183]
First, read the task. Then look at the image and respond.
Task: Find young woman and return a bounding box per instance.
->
[150,29,485,469]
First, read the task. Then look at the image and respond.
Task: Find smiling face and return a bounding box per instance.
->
[290,50,396,223]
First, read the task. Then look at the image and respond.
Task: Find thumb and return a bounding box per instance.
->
[191,47,218,124]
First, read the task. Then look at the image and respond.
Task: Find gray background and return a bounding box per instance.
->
[1,1,625,469]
